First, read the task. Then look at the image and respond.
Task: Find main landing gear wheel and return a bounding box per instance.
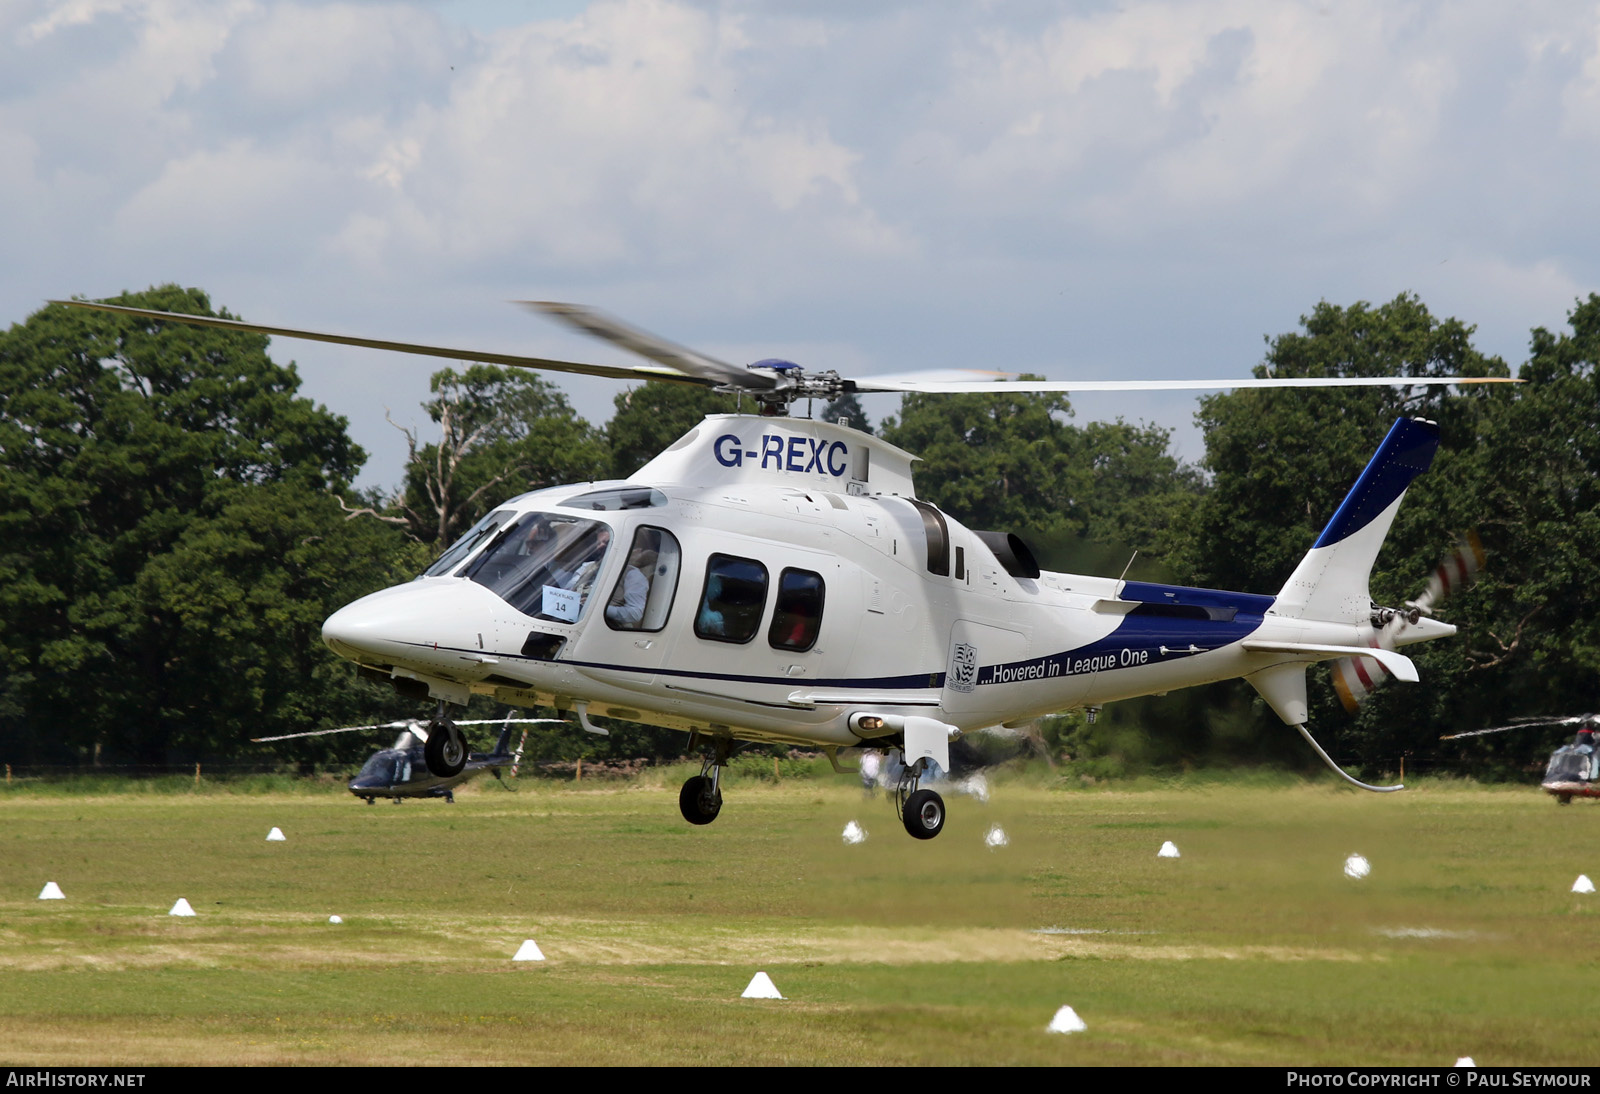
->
[424,722,467,777]
[679,775,723,825]
[902,788,945,840]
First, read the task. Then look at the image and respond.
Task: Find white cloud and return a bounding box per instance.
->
[3,0,1599,487]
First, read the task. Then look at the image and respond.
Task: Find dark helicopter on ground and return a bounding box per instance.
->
[1443,715,1600,804]
[253,715,562,803]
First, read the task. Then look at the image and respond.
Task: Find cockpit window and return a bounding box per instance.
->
[421,509,514,578]
[463,513,614,622]
[561,486,668,511]
[1545,745,1593,784]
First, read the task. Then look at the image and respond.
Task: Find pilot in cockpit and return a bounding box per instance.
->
[553,525,612,598]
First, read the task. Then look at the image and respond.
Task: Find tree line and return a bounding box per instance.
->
[1,285,1594,779]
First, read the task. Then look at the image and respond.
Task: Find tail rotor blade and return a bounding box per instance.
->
[1330,530,1483,714]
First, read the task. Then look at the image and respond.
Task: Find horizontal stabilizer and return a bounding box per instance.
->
[1240,640,1418,683]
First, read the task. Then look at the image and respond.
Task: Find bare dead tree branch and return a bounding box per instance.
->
[1467,605,1543,671]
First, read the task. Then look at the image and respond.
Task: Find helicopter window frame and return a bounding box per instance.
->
[767,568,825,653]
[907,499,950,577]
[462,512,617,623]
[560,486,669,511]
[604,525,682,633]
[694,553,770,645]
[420,508,515,578]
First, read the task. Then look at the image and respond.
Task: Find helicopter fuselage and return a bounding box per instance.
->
[321,415,1451,761]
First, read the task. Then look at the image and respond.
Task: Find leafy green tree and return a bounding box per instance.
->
[820,391,871,434]
[1172,293,1600,779]
[606,382,738,478]
[0,286,412,765]
[877,383,1201,573]
[397,365,607,545]
[1419,294,1600,772]
[1182,294,1508,593]
[878,384,1078,533]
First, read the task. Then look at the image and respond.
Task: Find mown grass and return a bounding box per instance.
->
[2,772,1597,1065]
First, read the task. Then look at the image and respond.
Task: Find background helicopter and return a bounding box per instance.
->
[58,297,1516,839]
[1442,715,1600,805]
[253,715,563,803]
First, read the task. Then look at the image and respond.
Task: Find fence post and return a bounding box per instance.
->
[576,757,582,782]
[194,762,201,789]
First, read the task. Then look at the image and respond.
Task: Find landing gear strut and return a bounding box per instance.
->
[423,703,467,777]
[679,738,731,826]
[896,755,945,840]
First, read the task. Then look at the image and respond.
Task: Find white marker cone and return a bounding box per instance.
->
[266,827,286,841]
[1344,854,1371,879]
[985,824,1009,848]
[38,881,64,900]
[1046,1005,1088,1034]
[168,898,196,917]
[512,939,545,961]
[1573,875,1595,894]
[1158,841,1180,858]
[1454,1058,1476,1067]
[741,971,783,999]
[842,820,867,845]
[328,915,343,924]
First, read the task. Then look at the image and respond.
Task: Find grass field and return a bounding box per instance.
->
[3,768,1598,1066]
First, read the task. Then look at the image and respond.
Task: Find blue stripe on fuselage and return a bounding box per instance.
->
[976,587,1272,686]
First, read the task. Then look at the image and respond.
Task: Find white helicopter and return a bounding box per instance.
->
[58,297,1516,838]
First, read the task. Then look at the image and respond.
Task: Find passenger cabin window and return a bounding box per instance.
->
[422,508,514,577]
[769,569,825,652]
[463,513,614,623]
[604,526,682,632]
[694,555,769,644]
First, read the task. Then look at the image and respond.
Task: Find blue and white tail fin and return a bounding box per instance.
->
[1273,418,1440,622]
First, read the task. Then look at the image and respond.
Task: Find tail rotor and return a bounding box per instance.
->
[1331,531,1484,714]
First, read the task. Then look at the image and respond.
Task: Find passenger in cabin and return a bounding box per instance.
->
[606,539,657,627]
[697,573,727,636]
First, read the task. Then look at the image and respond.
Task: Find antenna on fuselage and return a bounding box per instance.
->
[1117,551,1139,585]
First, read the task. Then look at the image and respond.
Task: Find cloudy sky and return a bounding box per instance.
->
[5,0,1598,489]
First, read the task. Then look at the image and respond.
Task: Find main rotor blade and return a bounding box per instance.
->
[250,721,419,743]
[451,718,569,726]
[1442,714,1600,740]
[50,300,713,388]
[523,301,777,391]
[847,375,1521,394]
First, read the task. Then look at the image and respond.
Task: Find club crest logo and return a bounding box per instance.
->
[948,642,978,693]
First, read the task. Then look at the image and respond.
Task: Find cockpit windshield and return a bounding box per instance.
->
[463,513,614,622]
[1545,744,1593,784]
[420,508,515,578]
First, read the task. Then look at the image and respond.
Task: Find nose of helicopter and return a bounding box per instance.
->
[322,579,505,664]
